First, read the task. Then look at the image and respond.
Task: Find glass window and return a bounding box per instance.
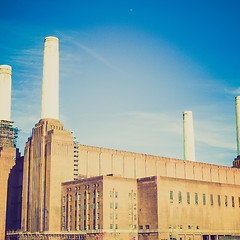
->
[134,203,137,210]
[115,192,118,198]
[88,193,90,199]
[78,204,81,211]
[170,191,173,201]
[218,195,221,206]
[225,195,228,206]
[115,203,118,209]
[97,202,100,209]
[97,213,100,220]
[134,193,137,199]
[195,193,198,205]
[97,191,100,198]
[203,194,206,205]
[69,195,72,202]
[178,191,182,203]
[110,213,113,220]
[78,214,81,221]
[87,214,90,220]
[232,196,235,207]
[115,214,118,220]
[78,194,81,200]
[110,202,113,209]
[210,194,213,205]
[110,191,113,198]
[115,224,118,229]
[110,224,113,229]
[75,193,77,201]
[187,192,190,204]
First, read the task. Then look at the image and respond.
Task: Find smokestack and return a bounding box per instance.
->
[236,96,240,157]
[0,65,12,121]
[41,36,59,120]
[183,111,196,161]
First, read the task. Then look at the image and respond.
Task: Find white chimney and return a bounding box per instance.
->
[183,111,196,161]
[41,36,59,120]
[0,65,12,121]
[235,96,240,156]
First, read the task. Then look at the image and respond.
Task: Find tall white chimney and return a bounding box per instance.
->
[0,65,12,121]
[183,111,196,161]
[41,36,59,120]
[235,96,240,156]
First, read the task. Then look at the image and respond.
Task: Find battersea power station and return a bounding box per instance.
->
[1,37,240,240]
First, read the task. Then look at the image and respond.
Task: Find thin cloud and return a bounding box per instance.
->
[224,87,240,95]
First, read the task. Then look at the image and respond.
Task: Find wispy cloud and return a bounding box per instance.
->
[224,87,240,95]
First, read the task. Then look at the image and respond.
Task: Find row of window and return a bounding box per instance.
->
[62,202,100,212]
[63,191,100,203]
[66,183,100,192]
[63,224,101,231]
[170,191,240,207]
[63,213,100,223]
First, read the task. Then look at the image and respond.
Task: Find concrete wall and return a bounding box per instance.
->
[78,144,240,185]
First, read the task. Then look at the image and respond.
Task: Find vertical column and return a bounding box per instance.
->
[183,111,196,161]
[0,65,11,121]
[41,37,59,120]
[235,96,240,156]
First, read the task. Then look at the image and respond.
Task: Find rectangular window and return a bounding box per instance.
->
[110,202,113,209]
[63,196,65,202]
[225,195,228,206]
[97,191,100,198]
[62,206,65,212]
[115,203,118,209]
[110,213,113,220]
[134,203,137,210]
[134,193,137,199]
[97,202,100,209]
[115,192,118,198]
[170,191,173,202]
[97,224,100,229]
[93,203,95,209]
[115,214,118,220]
[210,194,213,205]
[187,192,190,204]
[110,191,113,198]
[115,224,118,229]
[87,214,90,220]
[238,197,240,208]
[146,225,150,229]
[78,194,81,200]
[195,193,198,205]
[218,195,221,206]
[203,194,206,205]
[88,193,90,199]
[79,214,81,221]
[110,224,113,229]
[178,191,182,203]
[70,205,72,212]
[232,196,235,207]
[69,195,72,202]
[139,225,143,229]
[97,213,100,220]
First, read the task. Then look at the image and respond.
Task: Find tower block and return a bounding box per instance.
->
[21,119,74,232]
[21,37,74,232]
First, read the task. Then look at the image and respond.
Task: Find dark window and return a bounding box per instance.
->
[170,191,173,201]
[178,191,182,203]
[195,193,198,205]
[210,194,213,205]
[218,195,221,206]
[225,195,228,207]
[203,194,206,205]
[232,196,235,207]
[187,192,190,204]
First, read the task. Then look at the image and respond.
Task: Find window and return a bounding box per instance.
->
[78,204,81,211]
[69,195,72,202]
[78,225,81,230]
[62,196,65,202]
[134,193,136,199]
[84,204,86,210]
[218,195,221,206]
[110,203,113,208]
[134,203,137,210]
[146,225,150,229]
[87,214,90,220]
[170,191,173,202]
[110,213,113,220]
[115,224,118,229]
[238,197,240,208]
[178,191,182,203]
[62,216,65,222]
[187,192,190,204]
[203,194,206,205]
[70,205,72,212]
[139,225,143,229]
[115,203,118,209]
[188,225,191,229]
[110,191,113,198]
[62,206,65,212]
[115,214,118,220]
[110,224,113,229]
[88,224,90,230]
[195,193,198,205]
[97,202,100,209]
[115,192,118,198]
[232,196,235,207]
[225,195,228,207]
[78,194,81,200]
[134,214,137,220]
[93,203,95,209]
[97,224,100,229]
[88,193,90,199]
[210,194,213,205]
[134,225,137,229]
[97,191,100,198]
[78,215,81,221]
[97,213,100,220]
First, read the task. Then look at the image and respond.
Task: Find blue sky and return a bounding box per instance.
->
[0,0,240,166]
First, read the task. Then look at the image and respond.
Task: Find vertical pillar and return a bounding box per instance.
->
[0,65,11,121]
[183,111,196,161]
[41,37,59,120]
[235,96,240,157]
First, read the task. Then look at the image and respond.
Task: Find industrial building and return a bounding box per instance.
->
[1,36,240,240]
